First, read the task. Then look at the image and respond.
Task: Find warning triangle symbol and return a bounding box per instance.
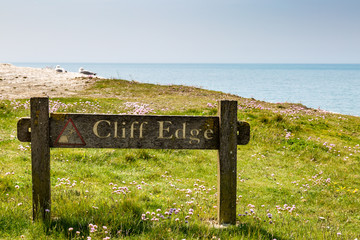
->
[54,118,86,146]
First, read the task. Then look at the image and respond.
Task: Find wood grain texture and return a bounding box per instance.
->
[217,100,238,224]
[17,117,31,142]
[18,117,250,147]
[30,97,51,221]
[237,121,250,145]
[49,114,220,149]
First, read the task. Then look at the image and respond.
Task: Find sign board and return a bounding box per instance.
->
[17,97,250,225]
[18,114,249,149]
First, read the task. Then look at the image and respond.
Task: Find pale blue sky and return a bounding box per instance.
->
[1,0,359,63]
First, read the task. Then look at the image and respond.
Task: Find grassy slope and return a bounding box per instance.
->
[0,79,359,239]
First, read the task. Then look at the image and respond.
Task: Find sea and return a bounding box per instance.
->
[12,63,360,117]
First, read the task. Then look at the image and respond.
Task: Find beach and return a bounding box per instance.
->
[0,63,97,100]
[2,63,360,116]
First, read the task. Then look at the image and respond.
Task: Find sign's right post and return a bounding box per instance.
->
[217,100,238,225]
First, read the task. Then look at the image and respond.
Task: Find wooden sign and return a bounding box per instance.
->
[17,97,250,225]
[18,115,250,149]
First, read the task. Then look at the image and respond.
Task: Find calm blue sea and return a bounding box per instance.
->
[13,63,360,116]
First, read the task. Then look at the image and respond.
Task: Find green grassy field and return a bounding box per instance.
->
[1,79,359,239]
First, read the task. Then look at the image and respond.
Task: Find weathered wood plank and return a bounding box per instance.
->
[237,121,250,145]
[217,100,237,225]
[18,116,250,147]
[17,117,31,142]
[30,97,51,221]
[49,114,220,149]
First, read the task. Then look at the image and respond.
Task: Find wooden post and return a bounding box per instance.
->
[217,100,237,225]
[31,97,51,221]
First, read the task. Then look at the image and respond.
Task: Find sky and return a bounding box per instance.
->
[1,0,359,63]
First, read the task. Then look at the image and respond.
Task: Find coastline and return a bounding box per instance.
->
[0,63,97,100]
[12,62,360,117]
[1,63,359,117]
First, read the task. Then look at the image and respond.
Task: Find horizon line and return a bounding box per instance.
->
[7,62,360,65]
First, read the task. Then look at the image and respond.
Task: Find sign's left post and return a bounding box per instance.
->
[30,97,51,222]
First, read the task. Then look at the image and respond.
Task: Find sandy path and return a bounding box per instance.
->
[0,63,98,100]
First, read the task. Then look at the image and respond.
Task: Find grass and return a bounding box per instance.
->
[0,78,359,239]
